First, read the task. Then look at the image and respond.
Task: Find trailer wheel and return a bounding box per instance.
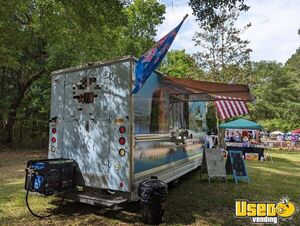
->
[168,178,179,188]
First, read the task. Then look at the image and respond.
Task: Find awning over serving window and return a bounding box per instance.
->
[161,76,251,101]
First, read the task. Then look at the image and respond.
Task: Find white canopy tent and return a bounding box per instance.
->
[270,131,283,136]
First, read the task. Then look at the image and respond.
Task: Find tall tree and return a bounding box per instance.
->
[159,50,204,79]
[189,0,249,28]
[0,0,52,145]
[0,0,165,146]
[193,8,252,83]
[123,0,165,56]
[189,0,252,133]
[249,60,300,131]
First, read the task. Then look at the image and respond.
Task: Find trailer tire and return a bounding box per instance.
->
[168,178,179,188]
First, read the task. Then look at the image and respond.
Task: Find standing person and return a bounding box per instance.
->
[277,134,283,150]
[235,131,241,142]
[225,131,230,141]
[242,130,249,140]
[255,130,261,143]
[206,132,214,149]
[242,135,249,147]
[229,132,235,142]
[291,134,297,150]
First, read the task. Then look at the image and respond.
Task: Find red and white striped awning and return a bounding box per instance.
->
[160,76,251,120]
[214,95,249,120]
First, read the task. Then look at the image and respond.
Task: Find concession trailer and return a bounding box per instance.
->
[46,56,250,207]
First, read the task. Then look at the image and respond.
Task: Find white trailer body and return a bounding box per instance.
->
[48,56,206,204]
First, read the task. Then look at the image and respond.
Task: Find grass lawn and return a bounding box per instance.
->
[0,149,299,225]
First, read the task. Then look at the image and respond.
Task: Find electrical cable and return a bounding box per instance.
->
[25,189,65,219]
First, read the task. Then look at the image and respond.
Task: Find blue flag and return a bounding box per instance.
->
[132,15,188,94]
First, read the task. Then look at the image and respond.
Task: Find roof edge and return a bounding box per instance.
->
[51,55,137,75]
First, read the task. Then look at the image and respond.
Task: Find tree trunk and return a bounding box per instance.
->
[1,70,45,147]
[2,92,25,146]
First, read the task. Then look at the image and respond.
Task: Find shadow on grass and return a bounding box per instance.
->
[53,201,141,224]
[272,154,300,166]
[1,151,300,225]
[17,164,300,225]
[250,155,300,175]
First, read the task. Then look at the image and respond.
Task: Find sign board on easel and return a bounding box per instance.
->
[200,148,227,183]
[225,150,249,184]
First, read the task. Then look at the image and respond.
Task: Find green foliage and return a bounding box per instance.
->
[159,50,204,79]
[189,0,252,130]
[249,59,300,132]
[46,0,128,67]
[193,8,252,83]
[257,119,294,133]
[189,0,299,134]
[189,0,249,28]
[1,0,299,146]
[13,76,51,147]
[123,0,166,56]
[0,0,165,147]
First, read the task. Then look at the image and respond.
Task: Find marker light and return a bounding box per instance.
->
[119,126,126,134]
[51,146,56,152]
[115,163,121,170]
[119,137,125,145]
[52,128,57,134]
[119,149,126,156]
[120,182,124,188]
[51,137,56,143]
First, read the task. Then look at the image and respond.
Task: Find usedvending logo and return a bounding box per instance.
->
[235,198,297,224]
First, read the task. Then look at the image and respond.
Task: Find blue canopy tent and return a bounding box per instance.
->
[220,119,264,162]
[219,119,263,130]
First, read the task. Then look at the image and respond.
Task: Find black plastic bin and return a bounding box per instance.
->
[138,177,168,225]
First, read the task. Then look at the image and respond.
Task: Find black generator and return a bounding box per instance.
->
[25,159,76,195]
